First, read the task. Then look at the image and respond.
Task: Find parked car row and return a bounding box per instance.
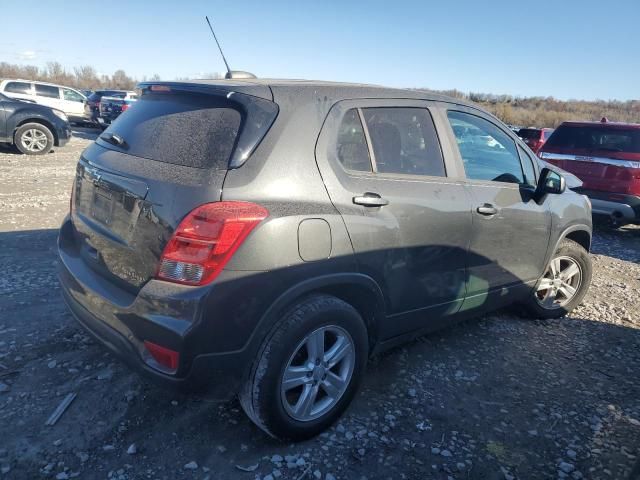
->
[0,79,138,130]
[0,92,71,154]
[539,118,640,227]
[0,79,86,123]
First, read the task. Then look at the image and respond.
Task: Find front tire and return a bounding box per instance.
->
[520,239,592,319]
[14,123,54,155]
[239,295,368,440]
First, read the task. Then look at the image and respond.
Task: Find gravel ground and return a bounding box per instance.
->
[0,131,639,480]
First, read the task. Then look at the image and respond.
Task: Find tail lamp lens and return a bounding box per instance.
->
[156,201,268,286]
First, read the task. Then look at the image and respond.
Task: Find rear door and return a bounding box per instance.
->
[315,99,472,339]
[444,109,551,311]
[34,83,63,110]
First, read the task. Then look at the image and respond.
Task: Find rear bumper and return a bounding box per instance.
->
[57,216,248,399]
[578,189,640,224]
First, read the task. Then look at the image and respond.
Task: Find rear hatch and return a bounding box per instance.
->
[540,123,640,195]
[69,83,278,293]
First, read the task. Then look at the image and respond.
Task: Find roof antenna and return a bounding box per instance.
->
[205,16,256,80]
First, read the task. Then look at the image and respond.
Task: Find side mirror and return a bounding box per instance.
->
[536,167,566,199]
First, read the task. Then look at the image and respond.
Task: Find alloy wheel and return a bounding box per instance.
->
[21,129,48,152]
[535,255,582,309]
[281,325,355,422]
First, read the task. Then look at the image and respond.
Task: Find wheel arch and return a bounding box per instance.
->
[247,273,386,364]
[14,118,59,146]
[557,224,592,252]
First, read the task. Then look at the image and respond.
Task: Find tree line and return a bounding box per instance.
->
[2,62,638,127]
[424,89,640,128]
[0,62,159,91]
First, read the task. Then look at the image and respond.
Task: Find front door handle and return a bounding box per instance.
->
[353,192,389,207]
[476,204,498,216]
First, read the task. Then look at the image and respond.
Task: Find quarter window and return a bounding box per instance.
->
[447,111,524,184]
[362,107,445,177]
[517,146,537,186]
[336,109,372,172]
[4,82,31,94]
[35,84,60,99]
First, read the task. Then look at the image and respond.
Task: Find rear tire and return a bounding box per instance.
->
[239,295,368,441]
[519,239,592,319]
[14,123,54,155]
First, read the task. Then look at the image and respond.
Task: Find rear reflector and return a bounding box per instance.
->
[144,341,179,370]
[156,201,268,286]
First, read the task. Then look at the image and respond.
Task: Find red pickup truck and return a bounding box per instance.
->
[538,119,640,226]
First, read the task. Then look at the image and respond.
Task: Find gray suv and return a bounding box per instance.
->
[57,79,593,440]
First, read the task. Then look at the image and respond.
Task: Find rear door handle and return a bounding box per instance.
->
[353,192,389,207]
[476,204,498,216]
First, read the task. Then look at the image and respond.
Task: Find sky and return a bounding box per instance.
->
[1,0,638,101]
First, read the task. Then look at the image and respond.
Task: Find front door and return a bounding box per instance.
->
[62,88,86,118]
[315,100,472,339]
[444,109,551,312]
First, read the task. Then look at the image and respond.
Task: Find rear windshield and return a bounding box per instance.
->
[518,128,540,140]
[545,125,640,153]
[98,92,241,169]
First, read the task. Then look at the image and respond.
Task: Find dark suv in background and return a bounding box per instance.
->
[0,92,71,155]
[58,79,593,440]
[539,119,640,226]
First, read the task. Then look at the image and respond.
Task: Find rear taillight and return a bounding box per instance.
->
[156,201,268,286]
[121,104,129,112]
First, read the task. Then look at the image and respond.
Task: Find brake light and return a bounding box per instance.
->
[144,341,179,370]
[157,201,268,285]
[121,104,129,112]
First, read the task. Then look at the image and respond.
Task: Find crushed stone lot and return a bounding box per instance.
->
[0,130,639,480]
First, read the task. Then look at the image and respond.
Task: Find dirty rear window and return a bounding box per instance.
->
[98,92,242,169]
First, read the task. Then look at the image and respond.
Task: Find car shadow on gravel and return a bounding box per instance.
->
[70,127,99,141]
[591,224,640,263]
[1,228,640,479]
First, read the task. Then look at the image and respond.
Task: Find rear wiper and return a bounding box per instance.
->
[100,132,126,147]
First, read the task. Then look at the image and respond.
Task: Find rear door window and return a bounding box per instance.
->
[362,107,445,177]
[448,111,525,184]
[99,91,242,169]
[4,82,31,94]
[35,84,61,99]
